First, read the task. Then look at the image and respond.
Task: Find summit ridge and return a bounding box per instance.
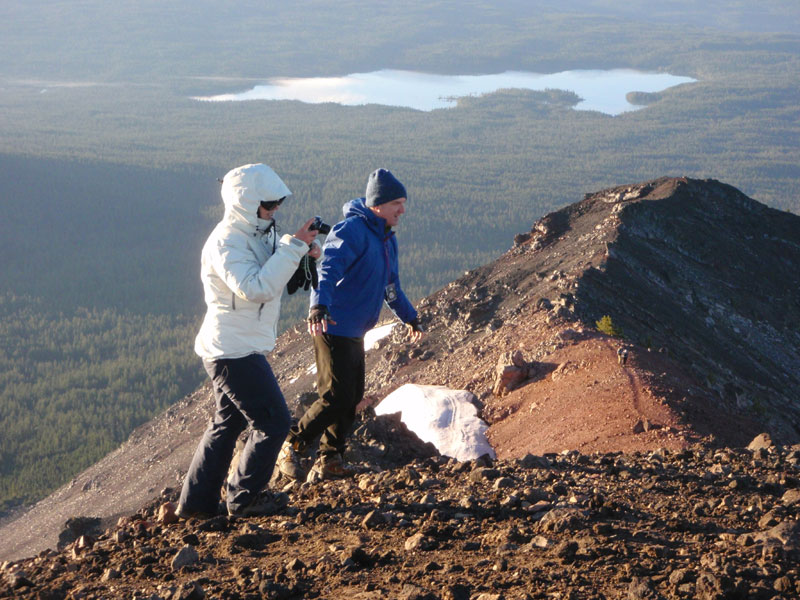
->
[1,177,799,599]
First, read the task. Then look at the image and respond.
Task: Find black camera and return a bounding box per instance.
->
[309,216,331,234]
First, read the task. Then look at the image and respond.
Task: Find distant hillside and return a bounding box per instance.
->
[2,1,798,81]
[2,176,797,562]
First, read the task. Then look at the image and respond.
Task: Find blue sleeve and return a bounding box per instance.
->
[386,237,417,323]
[387,278,417,324]
[310,219,362,309]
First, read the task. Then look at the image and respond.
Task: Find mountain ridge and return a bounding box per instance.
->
[1,176,798,576]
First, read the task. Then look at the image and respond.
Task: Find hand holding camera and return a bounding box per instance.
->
[287,216,329,295]
[309,216,331,235]
[293,216,330,245]
[293,217,319,245]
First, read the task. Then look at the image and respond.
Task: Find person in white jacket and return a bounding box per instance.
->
[177,163,320,518]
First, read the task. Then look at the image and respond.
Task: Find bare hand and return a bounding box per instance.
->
[308,305,336,336]
[308,241,322,259]
[293,217,319,246]
[309,318,337,336]
[308,319,327,336]
[407,324,425,343]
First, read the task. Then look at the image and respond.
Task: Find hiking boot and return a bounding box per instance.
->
[314,454,356,481]
[277,440,307,481]
[228,490,289,517]
[175,504,219,521]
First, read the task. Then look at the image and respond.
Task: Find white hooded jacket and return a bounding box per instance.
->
[194,164,309,359]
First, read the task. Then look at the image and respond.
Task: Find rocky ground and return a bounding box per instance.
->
[2,176,799,596]
[2,433,799,600]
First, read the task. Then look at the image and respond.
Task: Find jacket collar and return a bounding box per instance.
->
[343,197,390,236]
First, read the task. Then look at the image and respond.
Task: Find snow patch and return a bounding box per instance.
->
[375,384,495,462]
[364,322,397,350]
[301,323,398,376]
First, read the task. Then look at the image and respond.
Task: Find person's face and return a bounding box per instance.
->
[370,197,406,227]
[258,199,282,220]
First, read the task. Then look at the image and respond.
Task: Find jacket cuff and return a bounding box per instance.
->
[280,233,310,257]
[281,233,307,248]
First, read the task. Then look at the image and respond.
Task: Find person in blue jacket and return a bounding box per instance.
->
[277,168,424,480]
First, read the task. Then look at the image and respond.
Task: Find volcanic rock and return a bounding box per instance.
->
[2,177,799,600]
[1,442,799,598]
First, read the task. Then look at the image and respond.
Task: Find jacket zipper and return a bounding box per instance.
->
[383,232,393,287]
[231,228,272,317]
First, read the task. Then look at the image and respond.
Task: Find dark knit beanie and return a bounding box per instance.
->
[365,168,407,207]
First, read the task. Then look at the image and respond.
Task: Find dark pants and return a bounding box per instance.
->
[178,353,291,514]
[287,334,364,458]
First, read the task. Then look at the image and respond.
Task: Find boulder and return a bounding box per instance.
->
[493,350,537,396]
[748,433,774,451]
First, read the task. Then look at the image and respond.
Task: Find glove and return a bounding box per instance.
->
[308,304,332,326]
[286,266,304,295]
[408,317,425,334]
[287,256,318,294]
[308,256,318,290]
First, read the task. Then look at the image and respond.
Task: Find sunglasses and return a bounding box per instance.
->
[260,197,286,211]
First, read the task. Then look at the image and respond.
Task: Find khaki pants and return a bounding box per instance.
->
[287,334,365,457]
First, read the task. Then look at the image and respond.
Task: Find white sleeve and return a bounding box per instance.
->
[211,233,308,303]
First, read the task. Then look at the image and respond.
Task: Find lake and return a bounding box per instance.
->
[193,69,696,115]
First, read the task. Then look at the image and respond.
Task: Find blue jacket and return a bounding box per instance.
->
[311,197,417,338]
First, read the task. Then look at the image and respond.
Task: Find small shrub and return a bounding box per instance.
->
[596,315,624,337]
